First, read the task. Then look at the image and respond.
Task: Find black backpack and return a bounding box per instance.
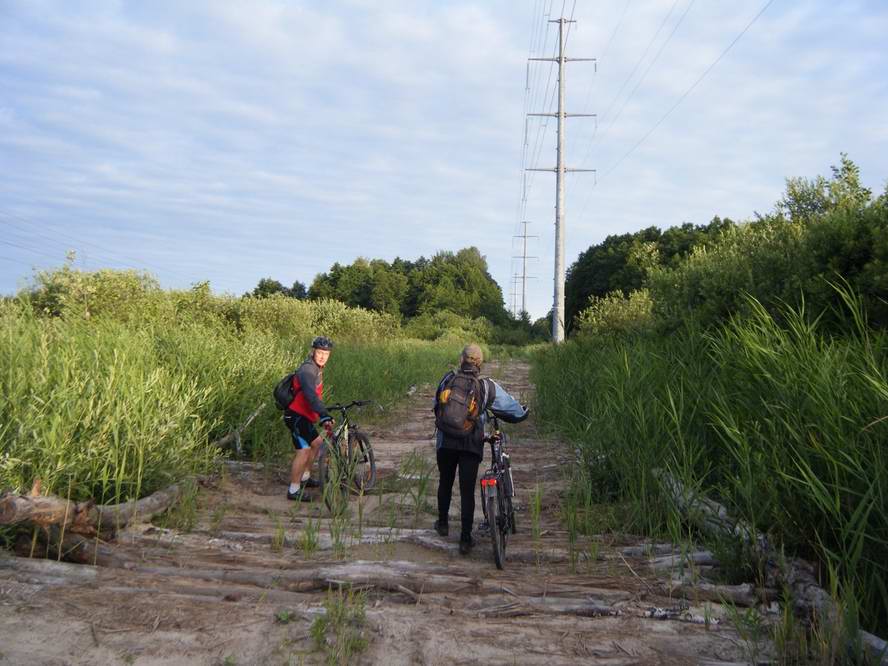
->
[273,372,298,410]
[435,371,485,438]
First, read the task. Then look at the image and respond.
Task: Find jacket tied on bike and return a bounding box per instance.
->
[433,362,528,458]
[286,356,332,424]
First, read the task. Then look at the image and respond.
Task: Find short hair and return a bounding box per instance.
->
[461,343,483,366]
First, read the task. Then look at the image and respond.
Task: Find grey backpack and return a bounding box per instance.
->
[435,371,484,438]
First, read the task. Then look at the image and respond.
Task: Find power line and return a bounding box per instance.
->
[0,254,39,268]
[0,210,196,283]
[576,0,777,222]
[599,0,681,129]
[601,0,634,62]
[602,0,776,181]
[525,24,563,199]
[516,0,554,237]
[0,238,64,262]
[573,0,681,175]
[603,0,697,138]
[567,0,632,189]
[0,209,268,292]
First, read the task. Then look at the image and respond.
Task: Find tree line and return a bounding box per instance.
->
[247,247,544,343]
[565,154,888,334]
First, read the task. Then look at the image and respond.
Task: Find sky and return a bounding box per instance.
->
[1,1,887,319]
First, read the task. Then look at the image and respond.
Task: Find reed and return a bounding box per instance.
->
[0,293,459,507]
[532,284,888,635]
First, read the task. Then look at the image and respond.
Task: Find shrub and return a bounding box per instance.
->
[575,289,654,338]
[402,309,492,342]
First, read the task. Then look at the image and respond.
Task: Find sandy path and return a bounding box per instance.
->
[0,360,767,665]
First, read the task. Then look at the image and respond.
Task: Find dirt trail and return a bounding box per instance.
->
[0,360,764,665]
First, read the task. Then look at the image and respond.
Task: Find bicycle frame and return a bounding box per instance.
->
[317,401,376,509]
[323,400,369,460]
[480,411,516,568]
[481,414,515,501]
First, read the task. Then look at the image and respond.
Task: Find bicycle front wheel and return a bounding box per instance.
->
[486,492,505,570]
[347,430,376,492]
[317,440,348,515]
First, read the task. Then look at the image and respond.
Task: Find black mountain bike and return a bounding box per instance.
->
[317,401,377,512]
[479,412,517,569]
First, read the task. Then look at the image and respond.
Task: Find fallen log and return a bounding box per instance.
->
[621,543,675,558]
[1,553,488,602]
[0,554,310,605]
[639,606,720,626]
[653,469,767,552]
[0,480,189,537]
[663,580,775,608]
[649,550,718,571]
[655,468,888,665]
[14,526,130,567]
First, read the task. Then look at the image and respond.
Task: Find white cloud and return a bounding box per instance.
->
[1,0,886,318]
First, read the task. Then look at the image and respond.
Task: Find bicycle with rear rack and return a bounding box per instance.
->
[479,411,516,569]
[317,400,376,512]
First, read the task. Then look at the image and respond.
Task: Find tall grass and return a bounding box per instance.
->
[0,286,459,504]
[532,287,888,635]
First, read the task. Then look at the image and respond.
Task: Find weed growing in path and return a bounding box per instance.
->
[154,479,199,532]
[399,450,435,527]
[298,518,320,557]
[311,587,368,665]
[270,514,285,553]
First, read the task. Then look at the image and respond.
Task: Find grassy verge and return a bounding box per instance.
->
[0,297,459,504]
[531,290,888,637]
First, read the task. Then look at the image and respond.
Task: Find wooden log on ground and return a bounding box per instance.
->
[0,554,311,605]
[653,469,767,552]
[655,468,888,665]
[13,552,489,597]
[621,543,676,558]
[662,580,775,608]
[0,551,99,585]
[649,550,718,571]
[15,526,131,567]
[0,480,189,537]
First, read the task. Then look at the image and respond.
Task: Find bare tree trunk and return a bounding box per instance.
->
[211,402,266,455]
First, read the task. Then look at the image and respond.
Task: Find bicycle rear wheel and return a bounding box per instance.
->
[347,430,376,492]
[486,492,505,570]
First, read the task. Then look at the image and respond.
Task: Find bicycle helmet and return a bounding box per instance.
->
[311,335,334,350]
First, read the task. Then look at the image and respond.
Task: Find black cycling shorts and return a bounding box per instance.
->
[283,413,319,450]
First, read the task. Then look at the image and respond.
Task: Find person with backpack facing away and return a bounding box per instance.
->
[433,344,528,555]
[281,336,335,501]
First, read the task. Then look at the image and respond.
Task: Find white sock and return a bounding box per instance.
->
[289,483,300,494]
[301,471,310,482]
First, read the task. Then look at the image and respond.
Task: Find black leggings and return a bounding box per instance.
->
[436,447,481,540]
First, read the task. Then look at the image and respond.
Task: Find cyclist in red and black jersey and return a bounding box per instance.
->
[283,336,335,501]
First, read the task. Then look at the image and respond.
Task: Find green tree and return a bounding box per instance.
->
[249,278,287,299]
[249,278,307,299]
[778,153,872,221]
[309,248,509,324]
[564,219,734,333]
